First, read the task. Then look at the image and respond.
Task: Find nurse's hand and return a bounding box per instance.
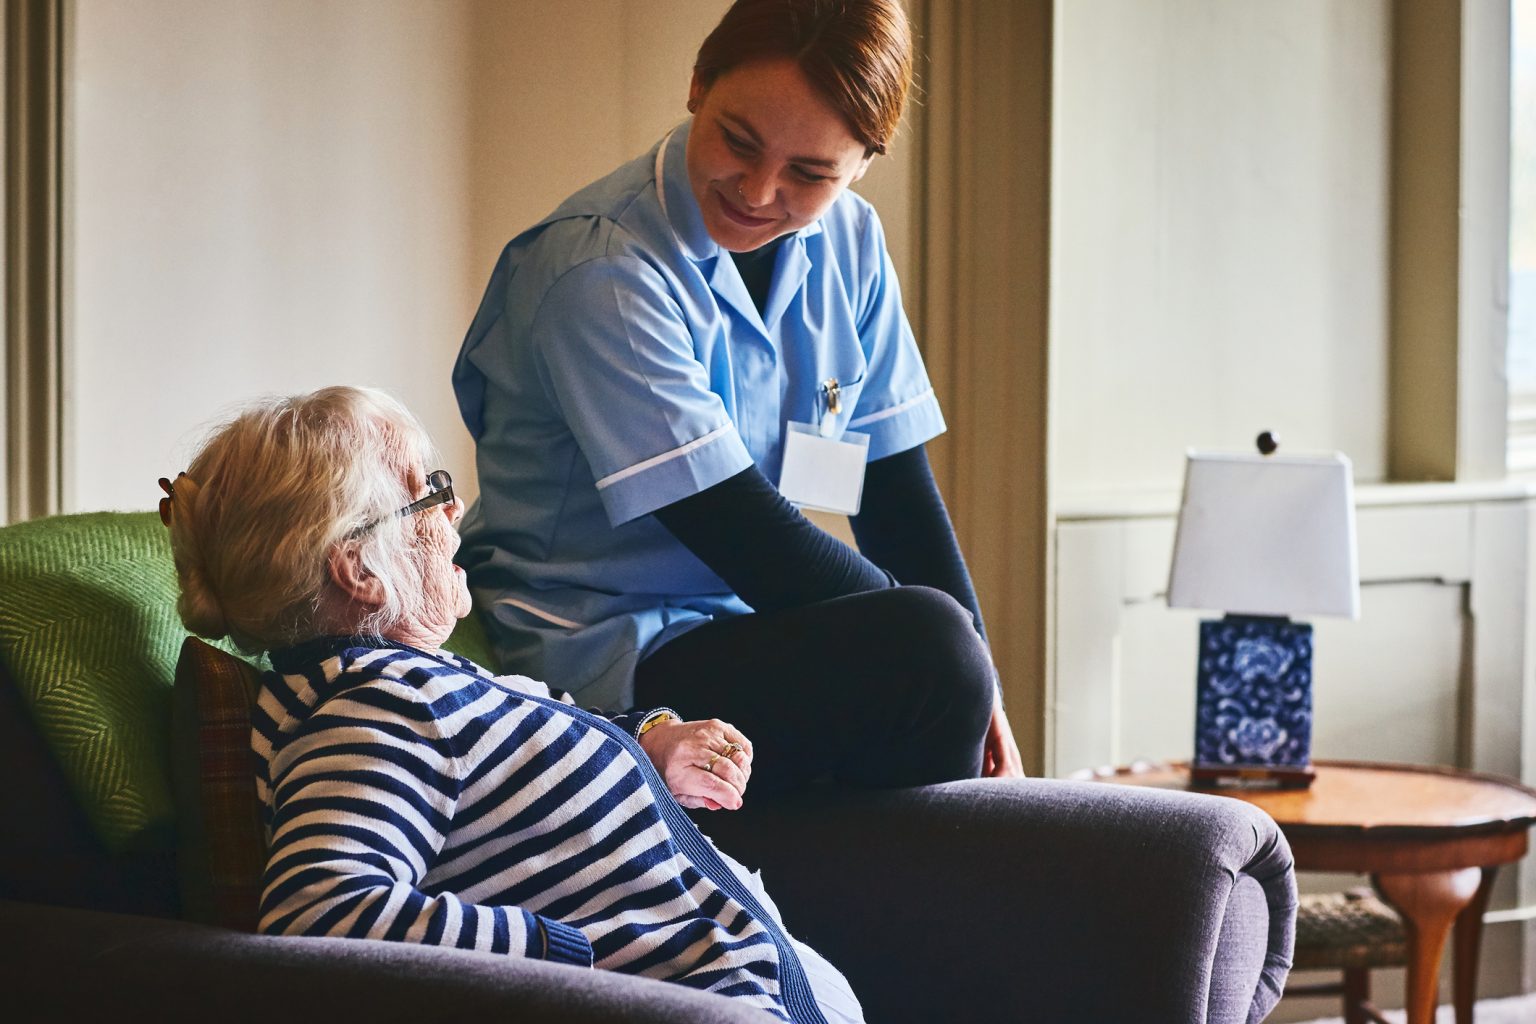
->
[983,695,1026,778]
[638,717,754,811]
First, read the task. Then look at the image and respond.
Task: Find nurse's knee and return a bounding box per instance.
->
[881,587,994,709]
[883,586,986,660]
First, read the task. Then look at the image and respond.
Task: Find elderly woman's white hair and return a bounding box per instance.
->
[165,385,439,653]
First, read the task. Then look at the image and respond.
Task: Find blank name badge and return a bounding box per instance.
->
[778,422,870,515]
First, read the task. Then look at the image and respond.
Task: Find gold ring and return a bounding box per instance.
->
[705,752,722,773]
[721,742,742,759]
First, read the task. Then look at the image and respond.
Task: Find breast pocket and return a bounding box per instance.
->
[821,368,866,439]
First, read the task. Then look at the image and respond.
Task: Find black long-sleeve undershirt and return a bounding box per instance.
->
[850,446,988,642]
[651,444,986,640]
[652,462,893,614]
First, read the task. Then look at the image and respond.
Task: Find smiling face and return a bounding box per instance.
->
[685,57,874,253]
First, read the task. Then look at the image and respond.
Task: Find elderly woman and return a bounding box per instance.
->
[161,386,862,1024]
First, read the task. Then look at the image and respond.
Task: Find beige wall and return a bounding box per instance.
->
[459,0,728,316]
[1052,0,1392,494]
[70,0,474,510]
[63,0,916,514]
[460,0,912,301]
[63,0,697,510]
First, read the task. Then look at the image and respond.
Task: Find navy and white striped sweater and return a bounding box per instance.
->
[253,635,828,1023]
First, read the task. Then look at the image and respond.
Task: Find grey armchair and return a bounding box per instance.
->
[0,511,1295,1023]
[701,779,1295,1022]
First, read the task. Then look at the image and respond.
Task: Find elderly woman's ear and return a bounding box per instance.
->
[328,542,387,609]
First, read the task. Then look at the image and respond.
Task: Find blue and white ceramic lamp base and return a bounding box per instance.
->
[1190,614,1317,789]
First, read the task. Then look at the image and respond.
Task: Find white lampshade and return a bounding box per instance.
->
[1167,450,1360,620]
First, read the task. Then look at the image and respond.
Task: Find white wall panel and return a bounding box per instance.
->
[1310,583,1464,766]
[1052,0,1392,492]
[1055,499,1490,776]
[1114,599,1201,765]
[1052,521,1125,773]
[1101,583,1466,771]
[1356,504,1473,582]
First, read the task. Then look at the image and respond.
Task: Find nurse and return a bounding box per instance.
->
[452,0,1023,793]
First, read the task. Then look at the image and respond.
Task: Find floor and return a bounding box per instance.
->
[1289,992,1536,1024]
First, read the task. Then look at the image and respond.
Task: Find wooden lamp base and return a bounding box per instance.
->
[1189,761,1317,790]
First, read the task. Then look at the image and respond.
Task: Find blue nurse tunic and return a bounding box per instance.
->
[452,121,945,711]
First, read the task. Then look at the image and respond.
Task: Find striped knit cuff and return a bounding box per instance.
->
[539,917,593,967]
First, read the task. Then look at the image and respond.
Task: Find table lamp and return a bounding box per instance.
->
[1167,433,1360,788]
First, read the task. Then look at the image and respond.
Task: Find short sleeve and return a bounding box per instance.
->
[531,256,754,526]
[843,209,946,460]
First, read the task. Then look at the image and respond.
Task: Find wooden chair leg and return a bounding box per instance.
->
[1453,867,1496,1024]
[1343,967,1370,1024]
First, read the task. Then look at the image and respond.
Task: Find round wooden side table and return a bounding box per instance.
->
[1096,760,1536,1024]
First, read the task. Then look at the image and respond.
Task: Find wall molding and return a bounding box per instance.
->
[4,0,64,524]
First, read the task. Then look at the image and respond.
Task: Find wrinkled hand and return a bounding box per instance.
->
[638,718,754,811]
[983,695,1026,778]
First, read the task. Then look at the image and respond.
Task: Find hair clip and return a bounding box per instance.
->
[157,473,185,526]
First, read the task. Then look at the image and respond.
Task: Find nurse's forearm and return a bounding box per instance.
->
[849,444,988,642]
[653,466,893,613]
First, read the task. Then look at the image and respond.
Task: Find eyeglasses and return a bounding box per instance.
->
[353,469,455,537]
[396,469,455,520]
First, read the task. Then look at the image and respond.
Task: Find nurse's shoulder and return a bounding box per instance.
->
[814,185,896,307]
[503,145,682,318]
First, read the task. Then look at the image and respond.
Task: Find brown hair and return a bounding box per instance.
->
[693,0,913,155]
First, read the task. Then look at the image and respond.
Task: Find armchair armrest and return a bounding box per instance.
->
[697,779,1296,1024]
[0,899,773,1024]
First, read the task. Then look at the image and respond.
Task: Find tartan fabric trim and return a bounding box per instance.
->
[175,636,266,932]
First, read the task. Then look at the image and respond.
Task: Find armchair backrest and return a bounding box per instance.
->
[172,636,266,931]
[0,512,187,853]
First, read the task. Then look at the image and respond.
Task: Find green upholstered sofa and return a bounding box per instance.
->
[0,511,1297,1023]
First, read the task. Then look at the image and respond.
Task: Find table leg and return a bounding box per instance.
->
[1453,867,1497,1024]
[1374,868,1483,1024]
